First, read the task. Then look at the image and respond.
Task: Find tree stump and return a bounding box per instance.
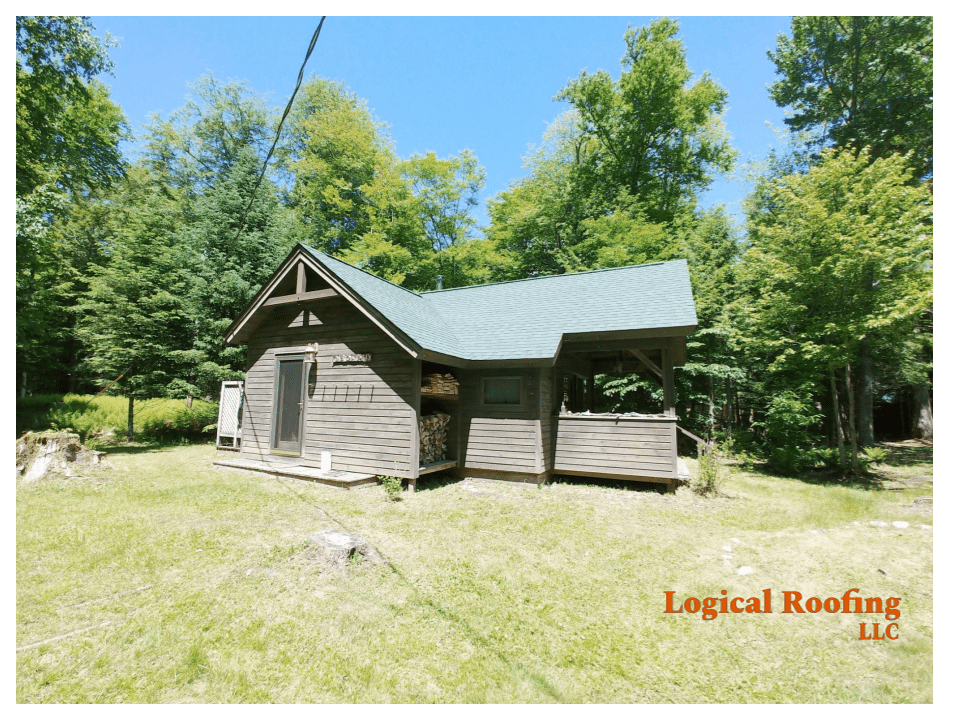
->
[309,529,383,566]
[16,432,106,482]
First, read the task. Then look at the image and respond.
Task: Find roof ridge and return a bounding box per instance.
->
[299,243,467,356]
[419,259,681,295]
[300,244,426,298]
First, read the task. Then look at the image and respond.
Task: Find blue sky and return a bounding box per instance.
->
[90,15,794,226]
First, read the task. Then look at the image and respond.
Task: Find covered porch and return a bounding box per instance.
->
[551,334,692,488]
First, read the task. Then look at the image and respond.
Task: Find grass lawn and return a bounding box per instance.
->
[17,443,933,702]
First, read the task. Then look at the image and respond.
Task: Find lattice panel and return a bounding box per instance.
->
[218,381,243,440]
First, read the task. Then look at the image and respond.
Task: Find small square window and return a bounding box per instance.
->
[482,377,522,406]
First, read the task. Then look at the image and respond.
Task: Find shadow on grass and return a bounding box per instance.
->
[546,474,670,495]
[742,457,930,493]
[413,472,462,492]
[93,441,214,456]
[414,470,673,495]
[880,440,933,466]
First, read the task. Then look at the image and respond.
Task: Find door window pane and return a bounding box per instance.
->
[275,359,304,446]
[483,377,522,405]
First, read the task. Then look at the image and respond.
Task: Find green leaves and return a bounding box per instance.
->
[557,17,735,226]
[76,169,195,398]
[16,17,127,195]
[742,147,932,377]
[490,18,735,280]
[768,16,933,179]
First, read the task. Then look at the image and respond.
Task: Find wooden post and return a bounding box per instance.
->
[662,348,675,416]
[587,374,595,412]
[127,395,135,442]
[409,359,421,491]
[296,261,306,295]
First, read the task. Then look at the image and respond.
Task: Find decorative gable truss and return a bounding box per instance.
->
[224,246,421,356]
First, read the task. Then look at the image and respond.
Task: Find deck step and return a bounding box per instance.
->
[213,457,377,489]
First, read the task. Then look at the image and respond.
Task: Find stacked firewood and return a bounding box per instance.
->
[419,412,451,464]
[421,373,459,395]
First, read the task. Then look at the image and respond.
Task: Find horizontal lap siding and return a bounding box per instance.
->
[240,299,416,477]
[553,417,678,480]
[539,368,554,473]
[460,369,540,474]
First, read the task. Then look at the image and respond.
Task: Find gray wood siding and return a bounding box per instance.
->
[240,299,417,478]
[538,367,554,473]
[552,415,678,481]
[459,368,540,474]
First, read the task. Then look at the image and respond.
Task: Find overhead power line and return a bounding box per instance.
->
[233,16,326,242]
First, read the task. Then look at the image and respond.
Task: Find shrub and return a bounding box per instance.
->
[139,402,219,442]
[753,390,825,475]
[862,446,889,465]
[379,475,404,502]
[691,446,723,496]
[16,394,219,444]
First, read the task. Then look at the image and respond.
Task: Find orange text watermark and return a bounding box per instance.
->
[664,589,901,639]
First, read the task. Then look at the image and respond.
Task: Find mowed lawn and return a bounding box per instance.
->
[17,444,933,703]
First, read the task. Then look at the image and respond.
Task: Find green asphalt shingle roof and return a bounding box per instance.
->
[303,245,697,361]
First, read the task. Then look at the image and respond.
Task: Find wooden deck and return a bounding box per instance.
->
[213,456,378,489]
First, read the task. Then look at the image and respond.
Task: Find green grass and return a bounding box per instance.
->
[17,444,932,702]
[16,394,218,444]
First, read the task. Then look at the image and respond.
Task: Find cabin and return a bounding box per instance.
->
[214,243,698,491]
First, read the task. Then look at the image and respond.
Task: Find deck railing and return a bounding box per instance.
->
[552,413,678,483]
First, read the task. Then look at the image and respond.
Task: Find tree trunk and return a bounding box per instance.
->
[899,389,908,439]
[912,382,933,439]
[725,376,733,434]
[708,374,715,432]
[127,395,135,442]
[856,338,875,447]
[21,371,27,398]
[845,364,859,477]
[830,372,847,468]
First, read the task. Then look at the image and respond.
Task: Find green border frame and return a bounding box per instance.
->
[11,5,948,717]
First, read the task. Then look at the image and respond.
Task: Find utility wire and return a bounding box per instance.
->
[232,17,326,243]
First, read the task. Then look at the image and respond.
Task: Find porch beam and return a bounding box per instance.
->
[628,349,662,379]
[556,353,593,378]
[263,288,338,307]
[562,336,685,355]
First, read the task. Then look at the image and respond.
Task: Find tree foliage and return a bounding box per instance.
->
[184,147,291,397]
[739,148,932,468]
[77,169,196,399]
[15,16,935,464]
[768,16,933,178]
[557,18,735,225]
[143,75,278,192]
[16,16,127,195]
[489,18,735,278]
[16,16,128,394]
